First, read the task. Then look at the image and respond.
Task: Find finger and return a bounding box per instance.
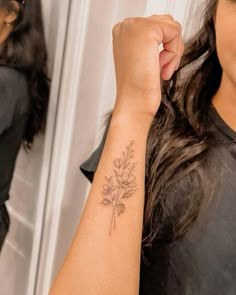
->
[149,21,181,79]
[148,20,180,48]
[159,24,183,79]
[160,59,177,80]
[159,50,177,71]
[112,22,121,36]
[159,45,182,80]
[175,37,185,70]
[171,35,184,73]
[147,14,175,22]
[159,35,183,79]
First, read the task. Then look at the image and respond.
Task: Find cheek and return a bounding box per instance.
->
[215,20,236,82]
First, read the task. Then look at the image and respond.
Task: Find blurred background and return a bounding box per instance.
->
[0,0,205,294]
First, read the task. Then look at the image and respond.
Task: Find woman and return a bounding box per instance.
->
[50,0,236,294]
[0,0,49,252]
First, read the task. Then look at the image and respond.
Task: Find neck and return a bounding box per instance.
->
[0,26,11,45]
[212,72,236,131]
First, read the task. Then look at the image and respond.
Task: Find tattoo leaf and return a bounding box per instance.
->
[101,198,112,206]
[117,203,125,216]
[124,162,130,169]
[114,158,122,168]
[122,189,136,199]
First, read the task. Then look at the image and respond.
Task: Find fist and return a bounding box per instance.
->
[112,14,184,118]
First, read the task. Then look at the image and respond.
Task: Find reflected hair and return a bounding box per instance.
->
[0,0,50,149]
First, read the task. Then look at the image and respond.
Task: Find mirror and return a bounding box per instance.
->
[0,0,70,294]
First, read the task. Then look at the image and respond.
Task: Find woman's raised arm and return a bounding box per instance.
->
[49,15,183,295]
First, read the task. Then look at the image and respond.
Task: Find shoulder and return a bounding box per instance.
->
[0,65,27,84]
[0,65,29,99]
[0,65,30,113]
[0,65,30,134]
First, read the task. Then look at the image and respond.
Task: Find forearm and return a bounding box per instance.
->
[49,108,152,295]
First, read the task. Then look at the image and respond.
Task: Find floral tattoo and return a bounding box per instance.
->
[100,140,137,235]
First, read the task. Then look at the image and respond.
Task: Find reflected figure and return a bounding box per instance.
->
[0,0,49,252]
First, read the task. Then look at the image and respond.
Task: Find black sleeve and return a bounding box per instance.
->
[0,66,29,206]
[0,83,16,135]
[80,124,110,183]
[0,204,10,253]
[0,66,29,136]
[0,114,29,207]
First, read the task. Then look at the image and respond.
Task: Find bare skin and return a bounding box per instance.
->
[49,15,184,295]
[0,1,19,44]
[212,0,236,131]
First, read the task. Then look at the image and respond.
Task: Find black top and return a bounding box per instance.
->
[0,65,30,250]
[0,65,29,251]
[79,105,236,295]
[0,65,30,206]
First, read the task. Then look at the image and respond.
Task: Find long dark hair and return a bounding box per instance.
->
[0,0,50,148]
[142,0,221,250]
[103,0,222,257]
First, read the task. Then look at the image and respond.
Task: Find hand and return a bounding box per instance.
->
[112,14,184,119]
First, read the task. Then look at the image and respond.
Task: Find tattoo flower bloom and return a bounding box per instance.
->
[100,140,137,235]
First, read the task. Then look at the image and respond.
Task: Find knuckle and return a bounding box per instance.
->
[163,14,174,20]
[171,25,180,36]
[174,20,182,31]
[149,14,160,18]
[121,17,144,29]
[112,23,120,35]
[123,17,135,24]
[112,23,120,32]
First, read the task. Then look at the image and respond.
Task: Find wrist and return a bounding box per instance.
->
[111,104,154,135]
